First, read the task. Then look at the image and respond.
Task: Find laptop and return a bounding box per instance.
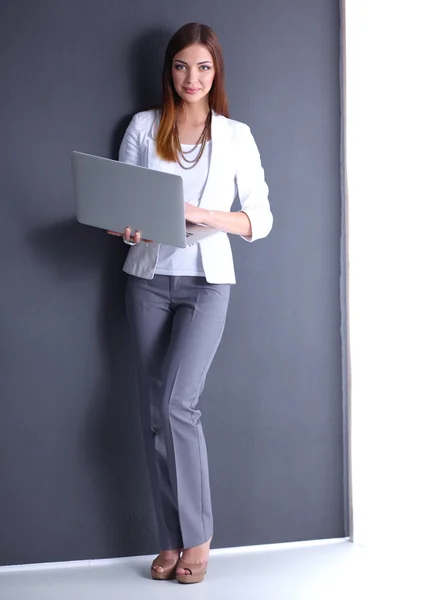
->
[71,151,219,248]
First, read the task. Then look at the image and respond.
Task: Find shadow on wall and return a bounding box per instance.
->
[29,219,158,557]
[28,28,175,559]
[110,27,171,158]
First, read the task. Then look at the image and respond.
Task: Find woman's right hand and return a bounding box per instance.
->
[107,227,152,244]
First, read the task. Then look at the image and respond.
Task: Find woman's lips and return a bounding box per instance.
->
[184,88,200,94]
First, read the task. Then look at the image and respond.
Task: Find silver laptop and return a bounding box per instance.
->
[71,151,219,248]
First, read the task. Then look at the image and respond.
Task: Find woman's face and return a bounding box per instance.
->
[172,44,215,105]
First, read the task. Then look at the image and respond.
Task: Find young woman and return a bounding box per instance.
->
[108,22,273,584]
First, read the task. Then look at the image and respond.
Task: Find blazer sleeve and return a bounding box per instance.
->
[118,114,141,165]
[235,123,273,242]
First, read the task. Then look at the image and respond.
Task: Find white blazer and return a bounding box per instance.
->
[118,109,273,284]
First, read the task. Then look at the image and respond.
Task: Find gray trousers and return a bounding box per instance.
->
[125,274,230,550]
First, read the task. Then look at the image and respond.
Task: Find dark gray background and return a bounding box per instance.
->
[0,0,344,566]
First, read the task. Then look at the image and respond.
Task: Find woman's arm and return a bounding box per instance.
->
[119,115,141,165]
[109,114,146,243]
[185,123,272,240]
[234,124,273,242]
[184,204,252,237]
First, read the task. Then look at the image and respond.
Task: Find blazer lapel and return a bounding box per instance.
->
[198,111,225,208]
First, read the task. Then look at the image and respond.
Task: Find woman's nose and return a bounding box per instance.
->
[186,68,199,83]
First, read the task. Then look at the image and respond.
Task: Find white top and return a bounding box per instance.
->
[119,110,273,284]
[155,142,211,277]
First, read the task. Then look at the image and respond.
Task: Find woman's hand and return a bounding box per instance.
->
[107,227,153,243]
[184,204,252,237]
[184,203,207,225]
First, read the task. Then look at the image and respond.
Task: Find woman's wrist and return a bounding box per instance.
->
[200,208,252,237]
[200,208,212,226]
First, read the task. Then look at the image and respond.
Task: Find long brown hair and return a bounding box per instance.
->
[156,23,229,162]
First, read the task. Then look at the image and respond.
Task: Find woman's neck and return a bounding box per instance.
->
[177,100,211,127]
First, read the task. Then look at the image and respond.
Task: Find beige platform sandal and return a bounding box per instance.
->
[151,556,179,580]
[175,558,208,584]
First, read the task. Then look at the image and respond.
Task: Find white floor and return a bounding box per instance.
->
[0,539,429,600]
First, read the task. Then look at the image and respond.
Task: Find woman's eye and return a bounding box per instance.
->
[174,64,212,71]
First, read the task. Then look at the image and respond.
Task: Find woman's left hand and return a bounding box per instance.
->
[184,203,207,225]
[184,203,252,237]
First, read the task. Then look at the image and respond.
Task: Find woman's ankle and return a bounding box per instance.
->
[160,548,181,556]
[183,535,212,552]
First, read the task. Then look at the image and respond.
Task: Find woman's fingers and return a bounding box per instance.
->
[133,230,153,243]
[108,227,152,243]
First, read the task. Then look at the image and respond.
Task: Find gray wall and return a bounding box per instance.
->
[0,0,344,566]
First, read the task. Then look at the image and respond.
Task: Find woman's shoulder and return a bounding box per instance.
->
[213,113,252,141]
[129,108,161,133]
